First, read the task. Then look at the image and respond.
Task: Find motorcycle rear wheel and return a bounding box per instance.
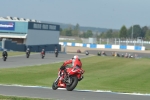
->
[3,57,6,61]
[66,76,78,91]
[52,82,58,90]
[42,56,44,59]
[26,54,29,58]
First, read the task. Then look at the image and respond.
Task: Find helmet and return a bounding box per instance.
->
[73,55,79,59]
[42,49,44,51]
[27,48,29,50]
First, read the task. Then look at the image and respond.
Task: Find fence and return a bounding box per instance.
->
[2,39,61,52]
[61,37,150,50]
[59,42,145,51]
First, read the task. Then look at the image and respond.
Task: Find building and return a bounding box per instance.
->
[0,16,60,52]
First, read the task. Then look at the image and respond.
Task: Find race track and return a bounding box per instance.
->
[0,85,150,100]
[0,52,150,100]
[0,53,88,68]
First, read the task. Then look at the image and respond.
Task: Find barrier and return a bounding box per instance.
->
[59,42,145,51]
[2,39,61,52]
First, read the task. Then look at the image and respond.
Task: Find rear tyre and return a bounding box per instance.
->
[26,54,30,58]
[55,54,58,57]
[52,82,58,90]
[66,76,78,91]
[42,55,44,59]
[3,57,6,61]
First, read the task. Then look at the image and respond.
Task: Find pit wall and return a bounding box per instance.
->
[59,42,145,51]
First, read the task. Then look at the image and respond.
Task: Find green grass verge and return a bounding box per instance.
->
[0,95,52,100]
[0,51,25,56]
[0,56,150,93]
[0,51,36,57]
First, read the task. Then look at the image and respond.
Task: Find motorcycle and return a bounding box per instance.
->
[3,56,7,61]
[26,51,30,58]
[85,51,89,55]
[55,51,58,57]
[52,66,85,91]
[41,52,45,59]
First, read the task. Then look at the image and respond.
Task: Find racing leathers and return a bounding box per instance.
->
[60,56,82,70]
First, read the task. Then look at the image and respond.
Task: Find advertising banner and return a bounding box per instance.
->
[0,21,15,31]
[28,22,60,31]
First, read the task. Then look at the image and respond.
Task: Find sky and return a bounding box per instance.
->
[0,0,150,29]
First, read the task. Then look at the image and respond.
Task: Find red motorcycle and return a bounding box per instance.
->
[52,66,85,91]
[41,52,45,59]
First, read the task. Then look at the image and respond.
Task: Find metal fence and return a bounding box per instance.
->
[81,38,150,50]
[59,37,150,50]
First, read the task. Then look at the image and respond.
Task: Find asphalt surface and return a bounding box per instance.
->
[0,53,88,68]
[0,85,150,100]
[86,50,150,58]
[0,52,150,100]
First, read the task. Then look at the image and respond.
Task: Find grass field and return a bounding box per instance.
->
[0,56,150,93]
[0,95,52,100]
[0,51,26,56]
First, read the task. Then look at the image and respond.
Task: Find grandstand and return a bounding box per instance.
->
[0,16,60,52]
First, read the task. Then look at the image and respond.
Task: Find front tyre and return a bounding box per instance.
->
[66,76,78,91]
[55,53,58,57]
[3,57,6,61]
[52,82,58,90]
[26,54,29,58]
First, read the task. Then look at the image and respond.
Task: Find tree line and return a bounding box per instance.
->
[60,23,93,38]
[60,24,150,40]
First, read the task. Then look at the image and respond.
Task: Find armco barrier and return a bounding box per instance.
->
[59,42,145,51]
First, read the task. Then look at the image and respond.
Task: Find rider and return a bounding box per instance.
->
[85,50,89,55]
[26,48,30,55]
[2,49,8,58]
[97,51,101,56]
[55,48,58,53]
[41,49,45,55]
[60,55,83,76]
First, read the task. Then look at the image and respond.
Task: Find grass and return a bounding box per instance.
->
[0,56,150,93]
[0,51,26,56]
[0,51,36,57]
[0,95,52,100]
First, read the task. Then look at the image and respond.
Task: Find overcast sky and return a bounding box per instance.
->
[0,0,150,29]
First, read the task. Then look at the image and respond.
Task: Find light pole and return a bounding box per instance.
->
[131,25,133,40]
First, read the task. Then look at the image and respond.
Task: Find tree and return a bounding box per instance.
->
[145,29,150,40]
[106,29,113,38]
[73,23,80,36]
[66,27,72,36]
[141,26,148,38]
[119,25,127,38]
[112,31,119,38]
[132,25,141,38]
[127,26,132,38]
[86,30,93,38]
[60,28,63,35]
[100,32,106,38]
[60,28,67,36]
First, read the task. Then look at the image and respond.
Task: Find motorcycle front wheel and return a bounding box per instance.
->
[26,54,29,58]
[3,57,6,61]
[66,76,78,91]
[52,82,58,90]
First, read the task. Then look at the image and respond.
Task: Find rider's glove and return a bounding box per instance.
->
[60,66,65,70]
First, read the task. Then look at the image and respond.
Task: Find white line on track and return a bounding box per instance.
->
[0,84,150,96]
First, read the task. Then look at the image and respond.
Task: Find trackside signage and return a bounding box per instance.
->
[0,21,15,31]
[28,22,60,31]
